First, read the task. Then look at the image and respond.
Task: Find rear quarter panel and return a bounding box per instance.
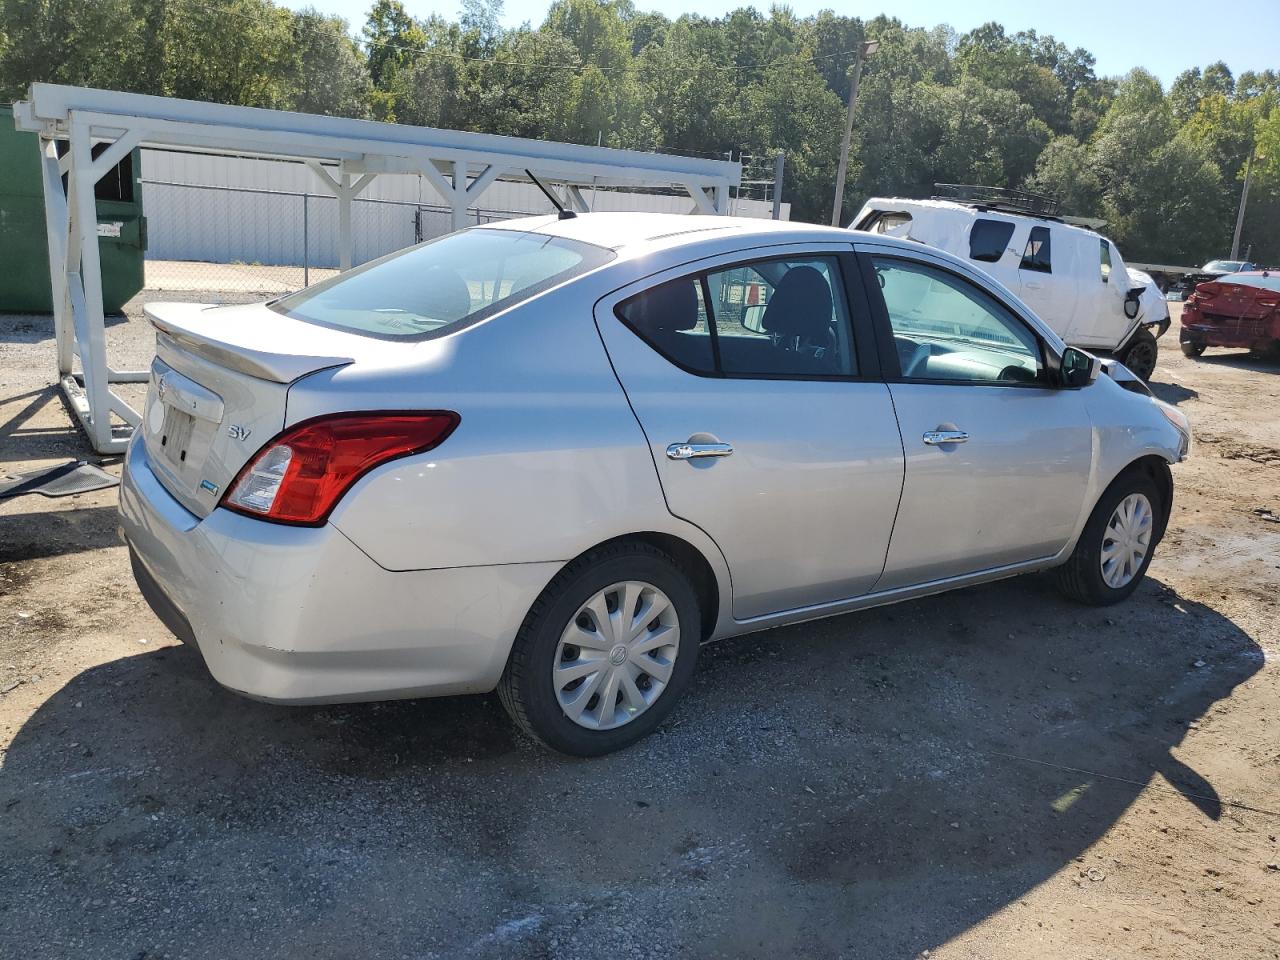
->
[292,275,730,590]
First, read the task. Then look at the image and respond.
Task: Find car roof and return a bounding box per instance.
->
[480,211,852,255]
[860,196,1112,242]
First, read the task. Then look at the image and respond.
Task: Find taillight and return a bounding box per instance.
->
[1195,281,1222,299]
[222,411,459,525]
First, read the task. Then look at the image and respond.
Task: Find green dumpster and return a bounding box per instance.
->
[0,109,146,314]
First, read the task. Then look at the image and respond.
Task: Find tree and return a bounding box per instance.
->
[290,9,371,118]
[1026,136,1102,216]
[363,0,427,118]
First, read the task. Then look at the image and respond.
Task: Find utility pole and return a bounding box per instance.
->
[1230,147,1259,261]
[772,151,785,220]
[831,39,879,228]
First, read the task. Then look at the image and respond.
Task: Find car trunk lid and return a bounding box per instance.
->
[141,301,384,518]
[1194,281,1279,323]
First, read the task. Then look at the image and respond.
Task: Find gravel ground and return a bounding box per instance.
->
[1,299,1278,959]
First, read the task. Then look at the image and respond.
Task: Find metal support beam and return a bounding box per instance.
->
[38,137,74,376]
[69,115,113,452]
[307,161,376,271]
[16,83,741,455]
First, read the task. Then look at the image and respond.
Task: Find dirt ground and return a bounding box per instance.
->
[1,300,1278,960]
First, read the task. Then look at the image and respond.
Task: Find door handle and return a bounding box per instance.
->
[922,430,969,445]
[666,441,734,461]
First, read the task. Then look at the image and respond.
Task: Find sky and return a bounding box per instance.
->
[279,0,1279,87]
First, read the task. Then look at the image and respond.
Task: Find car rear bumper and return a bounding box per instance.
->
[1181,318,1279,349]
[119,435,559,704]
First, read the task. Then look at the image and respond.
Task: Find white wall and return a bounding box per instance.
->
[140,150,789,268]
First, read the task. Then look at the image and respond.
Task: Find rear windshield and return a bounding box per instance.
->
[1220,274,1280,292]
[270,228,614,339]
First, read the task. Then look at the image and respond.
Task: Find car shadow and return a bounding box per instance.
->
[1148,379,1198,404]
[0,575,1263,958]
[1195,349,1280,375]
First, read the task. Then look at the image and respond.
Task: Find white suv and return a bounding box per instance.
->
[852,190,1171,381]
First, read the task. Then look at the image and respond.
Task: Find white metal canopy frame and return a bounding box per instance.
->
[13,83,741,453]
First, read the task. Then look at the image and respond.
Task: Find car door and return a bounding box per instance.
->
[855,242,1094,590]
[1015,223,1076,336]
[1067,237,1131,349]
[594,245,905,620]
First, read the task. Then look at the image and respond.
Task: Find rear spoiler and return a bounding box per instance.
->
[145,302,353,384]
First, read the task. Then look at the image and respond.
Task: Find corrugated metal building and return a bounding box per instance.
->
[140,149,787,269]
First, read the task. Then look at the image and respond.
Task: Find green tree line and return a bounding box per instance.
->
[2,0,1276,264]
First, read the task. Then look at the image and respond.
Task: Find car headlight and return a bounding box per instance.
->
[1154,399,1192,460]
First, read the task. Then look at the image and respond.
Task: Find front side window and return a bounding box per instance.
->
[871,257,1042,384]
[969,218,1015,263]
[270,228,614,339]
[618,256,856,378]
[1020,226,1052,273]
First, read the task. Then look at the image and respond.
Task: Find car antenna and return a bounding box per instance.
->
[526,169,577,219]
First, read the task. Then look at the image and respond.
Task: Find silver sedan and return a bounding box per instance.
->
[119,213,1192,755]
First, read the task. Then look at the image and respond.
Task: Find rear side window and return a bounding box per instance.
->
[615,277,715,374]
[1020,226,1052,273]
[969,219,1014,263]
[617,256,856,378]
[270,228,613,339]
[1100,239,1113,283]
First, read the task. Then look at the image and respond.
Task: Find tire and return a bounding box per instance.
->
[497,541,701,756]
[1054,470,1163,606]
[1180,340,1206,358]
[1119,328,1158,381]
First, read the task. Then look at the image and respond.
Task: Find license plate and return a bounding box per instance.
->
[159,403,196,466]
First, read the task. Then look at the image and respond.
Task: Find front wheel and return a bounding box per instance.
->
[497,542,701,756]
[1055,471,1163,605]
[1119,328,1158,381]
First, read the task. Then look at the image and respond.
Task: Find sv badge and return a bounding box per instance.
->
[227,423,252,442]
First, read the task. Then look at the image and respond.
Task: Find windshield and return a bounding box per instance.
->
[1220,274,1280,292]
[1203,260,1249,273]
[270,228,614,339]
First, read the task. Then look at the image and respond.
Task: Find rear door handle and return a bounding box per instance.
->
[666,441,734,460]
[922,430,968,446]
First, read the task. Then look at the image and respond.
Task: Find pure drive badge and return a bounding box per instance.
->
[200,480,219,495]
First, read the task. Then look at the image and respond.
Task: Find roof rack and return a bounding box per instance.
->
[931,183,1061,218]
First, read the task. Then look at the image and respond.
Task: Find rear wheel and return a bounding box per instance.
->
[1180,340,1206,358]
[1055,471,1163,606]
[497,542,701,756]
[1119,328,1158,380]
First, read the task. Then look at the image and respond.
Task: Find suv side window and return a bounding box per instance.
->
[858,210,913,236]
[617,256,856,378]
[870,257,1042,385]
[969,219,1015,263]
[1100,239,1112,283]
[1020,226,1052,273]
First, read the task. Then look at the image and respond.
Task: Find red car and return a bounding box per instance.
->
[1180,271,1280,357]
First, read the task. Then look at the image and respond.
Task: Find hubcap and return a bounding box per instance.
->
[1100,493,1153,589]
[553,580,680,731]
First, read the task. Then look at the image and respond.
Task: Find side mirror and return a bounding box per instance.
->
[1124,285,1145,319]
[1060,347,1100,388]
